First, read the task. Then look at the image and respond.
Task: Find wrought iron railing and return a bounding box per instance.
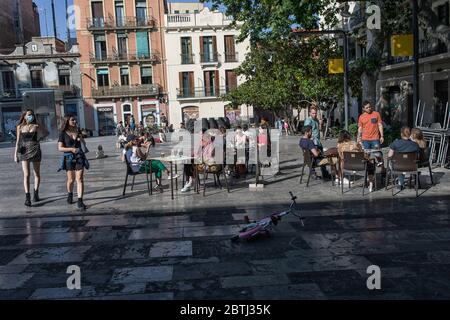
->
[92,84,160,98]
[89,51,160,63]
[176,86,236,99]
[87,16,156,30]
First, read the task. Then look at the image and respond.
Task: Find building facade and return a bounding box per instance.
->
[0,37,83,139]
[340,0,450,127]
[164,4,250,128]
[376,0,450,127]
[74,0,168,136]
[0,0,41,54]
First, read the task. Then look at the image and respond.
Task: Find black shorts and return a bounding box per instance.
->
[65,157,85,171]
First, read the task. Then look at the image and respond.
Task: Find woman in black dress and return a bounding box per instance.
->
[14,110,49,206]
[58,115,89,210]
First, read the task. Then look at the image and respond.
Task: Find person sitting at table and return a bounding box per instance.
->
[181,129,219,193]
[388,126,420,190]
[410,128,428,163]
[123,136,178,191]
[299,125,337,180]
[337,130,376,191]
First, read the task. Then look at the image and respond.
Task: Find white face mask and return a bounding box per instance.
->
[236,129,242,134]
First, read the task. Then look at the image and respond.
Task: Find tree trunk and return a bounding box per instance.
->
[361,72,378,105]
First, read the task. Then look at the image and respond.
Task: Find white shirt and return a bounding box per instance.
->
[123,146,142,173]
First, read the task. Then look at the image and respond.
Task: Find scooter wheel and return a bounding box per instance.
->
[230,235,240,242]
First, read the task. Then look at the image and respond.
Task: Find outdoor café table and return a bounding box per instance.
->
[147,155,195,200]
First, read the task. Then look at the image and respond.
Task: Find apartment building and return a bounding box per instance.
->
[340,0,450,127]
[0,37,83,139]
[0,0,41,54]
[74,0,168,136]
[164,3,250,128]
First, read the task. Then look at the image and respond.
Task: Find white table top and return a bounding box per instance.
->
[148,155,194,162]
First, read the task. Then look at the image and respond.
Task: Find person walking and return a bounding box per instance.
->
[58,115,89,210]
[129,115,136,132]
[304,105,323,150]
[14,109,49,206]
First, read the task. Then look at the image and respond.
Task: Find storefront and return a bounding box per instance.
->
[97,106,115,136]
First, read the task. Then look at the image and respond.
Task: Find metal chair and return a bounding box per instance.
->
[122,156,152,196]
[299,148,335,187]
[417,147,434,188]
[385,152,419,197]
[196,164,230,196]
[341,151,373,195]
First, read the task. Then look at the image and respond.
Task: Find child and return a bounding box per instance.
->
[96,145,107,159]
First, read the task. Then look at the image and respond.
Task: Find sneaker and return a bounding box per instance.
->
[167,173,180,180]
[181,185,191,193]
[369,182,374,193]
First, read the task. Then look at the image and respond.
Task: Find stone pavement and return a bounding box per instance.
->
[0,135,449,299]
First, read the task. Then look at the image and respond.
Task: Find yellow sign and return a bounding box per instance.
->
[391,34,414,57]
[328,59,344,74]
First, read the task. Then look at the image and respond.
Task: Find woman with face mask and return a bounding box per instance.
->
[58,115,90,210]
[14,109,49,206]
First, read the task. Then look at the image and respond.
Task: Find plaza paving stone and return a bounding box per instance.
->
[0,135,449,299]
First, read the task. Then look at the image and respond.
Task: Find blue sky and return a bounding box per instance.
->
[33,0,214,40]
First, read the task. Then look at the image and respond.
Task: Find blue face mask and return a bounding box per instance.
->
[26,115,34,123]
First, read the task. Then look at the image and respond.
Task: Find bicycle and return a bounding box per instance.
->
[231,191,305,242]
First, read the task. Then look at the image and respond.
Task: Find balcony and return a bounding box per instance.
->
[384,38,449,66]
[181,53,195,64]
[176,86,236,99]
[166,13,237,29]
[91,84,160,99]
[224,52,239,63]
[1,89,18,100]
[200,53,220,65]
[89,51,160,64]
[53,85,80,97]
[86,16,156,32]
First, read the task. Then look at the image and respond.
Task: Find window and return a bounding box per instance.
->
[204,70,218,96]
[141,66,152,84]
[117,33,128,58]
[94,34,107,61]
[136,31,150,58]
[96,69,109,87]
[136,0,147,26]
[91,1,104,27]
[1,71,15,96]
[194,10,199,14]
[200,36,217,62]
[120,67,129,86]
[115,1,125,27]
[174,10,180,14]
[30,69,43,88]
[224,35,237,62]
[179,72,194,97]
[437,3,449,26]
[58,69,71,86]
[181,37,193,64]
[185,10,189,13]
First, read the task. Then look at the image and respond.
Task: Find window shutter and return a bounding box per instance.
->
[179,72,183,95]
[214,70,219,94]
[199,36,204,60]
[189,72,195,94]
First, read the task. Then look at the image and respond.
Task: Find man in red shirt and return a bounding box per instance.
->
[357,101,384,150]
